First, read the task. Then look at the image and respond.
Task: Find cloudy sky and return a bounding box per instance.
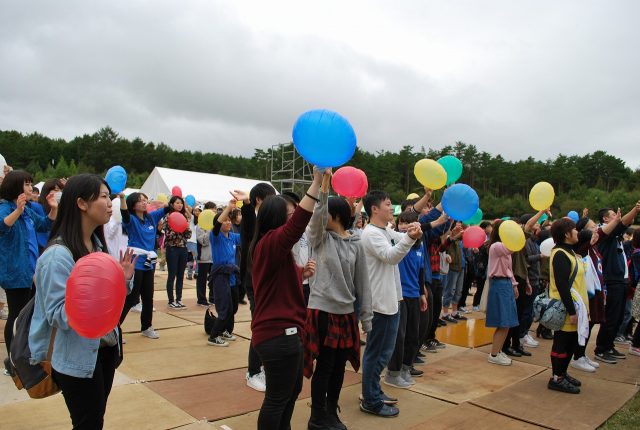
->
[1,1,639,168]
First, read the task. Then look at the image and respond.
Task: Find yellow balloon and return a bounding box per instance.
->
[414,159,447,190]
[157,193,169,204]
[499,220,525,252]
[529,182,554,211]
[236,199,244,209]
[406,193,420,200]
[199,209,215,230]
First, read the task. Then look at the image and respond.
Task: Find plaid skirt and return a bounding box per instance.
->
[303,309,360,379]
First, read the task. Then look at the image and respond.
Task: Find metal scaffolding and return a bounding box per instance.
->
[270,142,312,197]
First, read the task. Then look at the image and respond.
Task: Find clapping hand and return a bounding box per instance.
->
[16,193,28,212]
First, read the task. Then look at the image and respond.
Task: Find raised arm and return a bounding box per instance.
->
[307,174,330,249]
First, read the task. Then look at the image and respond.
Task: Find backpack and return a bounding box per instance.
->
[533,252,579,332]
[4,297,60,399]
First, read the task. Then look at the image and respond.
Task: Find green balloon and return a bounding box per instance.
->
[437,155,463,186]
[463,208,483,225]
[501,216,511,221]
[538,213,549,224]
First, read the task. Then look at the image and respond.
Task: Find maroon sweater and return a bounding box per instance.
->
[250,206,312,347]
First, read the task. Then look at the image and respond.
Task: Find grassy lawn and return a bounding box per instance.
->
[599,391,640,429]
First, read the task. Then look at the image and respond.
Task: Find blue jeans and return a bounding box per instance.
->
[361,311,400,412]
[442,269,463,309]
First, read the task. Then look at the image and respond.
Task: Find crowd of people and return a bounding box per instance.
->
[1,162,639,430]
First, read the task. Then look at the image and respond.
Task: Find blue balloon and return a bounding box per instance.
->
[442,184,480,221]
[185,194,196,208]
[105,166,127,194]
[567,210,579,223]
[292,109,357,168]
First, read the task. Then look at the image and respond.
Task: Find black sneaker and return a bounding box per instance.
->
[443,315,458,323]
[422,342,438,353]
[564,373,581,387]
[513,348,532,357]
[594,351,617,364]
[359,402,399,417]
[433,339,446,349]
[453,313,468,321]
[438,318,447,326]
[503,347,522,357]
[414,356,425,365]
[608,348,626,359]
[416,350,425,358]
[548,377,580,394]
[409,367,424,377]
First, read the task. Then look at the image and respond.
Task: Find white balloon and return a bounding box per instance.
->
[540,237,555,257]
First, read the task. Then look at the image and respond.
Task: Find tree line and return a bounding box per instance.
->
[1,127,639,219]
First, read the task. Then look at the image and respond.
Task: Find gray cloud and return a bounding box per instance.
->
[1,0,639,169]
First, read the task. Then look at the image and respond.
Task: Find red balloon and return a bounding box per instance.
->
[65,253,126,339]
[332,167,368,198]
[463,226,486,249]
[146,201,163,213]
[171,186,183,198]
[168,212,188,233]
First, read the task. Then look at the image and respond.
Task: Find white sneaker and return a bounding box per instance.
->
[130,303,142,313]
[488,352,512,366]
[472,306,480,312]
[585,356,600,368]
[141,327,159,339]
[521,334,539,348]
[246,371,266,392]
[570,357,596,373]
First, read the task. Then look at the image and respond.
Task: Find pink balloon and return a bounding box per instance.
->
[332,167,368,198]
[462,226,486,249]
[171,186,183,198]
[65,253,126,339]
[168,212,188,233]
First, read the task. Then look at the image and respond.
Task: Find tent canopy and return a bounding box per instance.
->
[140,167,275,205]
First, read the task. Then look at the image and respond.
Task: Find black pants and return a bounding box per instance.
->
[4,287,33,355]
[311,311,348,408]
[245,276,263,376]
[389,298,421,371]
[472,277,486,307]
[632,319,640,348]
[504,278,526,350]
[255,334,303,430]
[595,282,627,353]
[196,262,212,304]
[519,281,538,338]
[52,345,118,430]
[165,246,187,303]
[427,279,443,341]
[210,285,239,337]
[419,286,434,347]
[551,330,578,377]
[120,269,155,331]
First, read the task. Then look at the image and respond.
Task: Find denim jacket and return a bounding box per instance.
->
[0,200,53,288]
[29,238,134,378]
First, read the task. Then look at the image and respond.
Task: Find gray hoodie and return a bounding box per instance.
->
[306,192,373,333]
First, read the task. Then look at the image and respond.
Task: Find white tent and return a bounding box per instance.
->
[140,167,275,205]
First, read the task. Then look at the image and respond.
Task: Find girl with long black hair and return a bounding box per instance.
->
[250,169,324,430]
[29,174,137,429]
